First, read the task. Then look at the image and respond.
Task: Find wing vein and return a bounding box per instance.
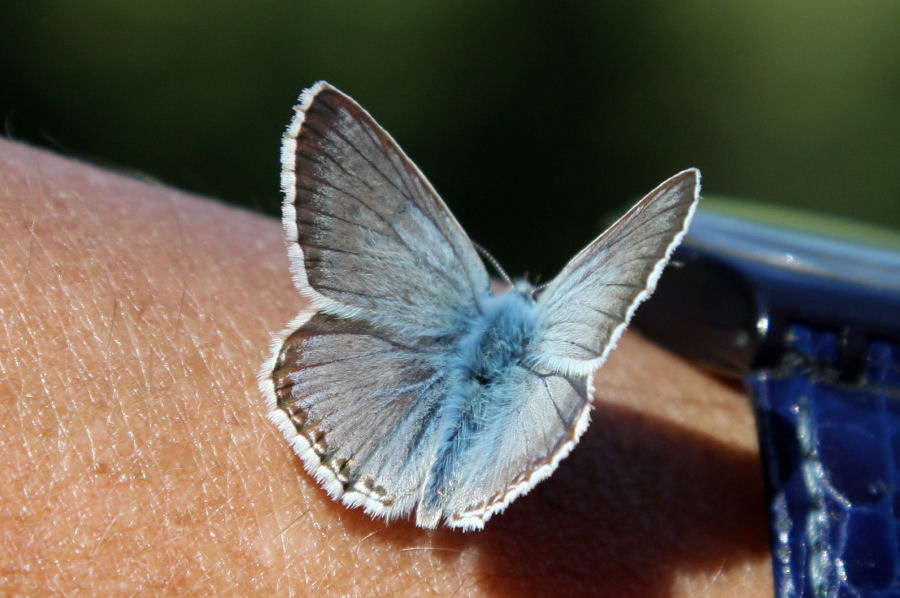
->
[541,377,569,428]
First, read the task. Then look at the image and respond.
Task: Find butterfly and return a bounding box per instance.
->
[260,81,700,530]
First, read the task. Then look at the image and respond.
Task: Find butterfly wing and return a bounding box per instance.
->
[442,369,592,530]
[266,312,449,518]
[263,82,491,520]
[280,81,491,333]
[528,169,701,378]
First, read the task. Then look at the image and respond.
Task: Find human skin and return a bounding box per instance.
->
[0,138,773,596]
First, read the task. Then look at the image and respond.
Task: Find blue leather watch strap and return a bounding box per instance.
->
[749,326,900,597]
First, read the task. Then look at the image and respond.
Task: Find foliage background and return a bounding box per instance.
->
[2,1,897,277]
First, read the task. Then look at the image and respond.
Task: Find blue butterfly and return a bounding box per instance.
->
[261,82,700,530]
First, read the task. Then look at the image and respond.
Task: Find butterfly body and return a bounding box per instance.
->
[262,81,700,530]
[419,286,551,527]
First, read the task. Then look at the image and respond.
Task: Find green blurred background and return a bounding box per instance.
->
[1,1,897,278]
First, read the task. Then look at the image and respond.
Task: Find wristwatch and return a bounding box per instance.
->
[634,202,900,597]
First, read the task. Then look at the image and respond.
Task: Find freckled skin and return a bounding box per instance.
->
[419,288,538,524]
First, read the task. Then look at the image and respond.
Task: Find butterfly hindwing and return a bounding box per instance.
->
[268,311,449,519]
[441,370,591,529]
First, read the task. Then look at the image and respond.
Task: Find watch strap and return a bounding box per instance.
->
[748,325,900,597]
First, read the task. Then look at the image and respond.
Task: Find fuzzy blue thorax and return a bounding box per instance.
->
[456,287,537,387]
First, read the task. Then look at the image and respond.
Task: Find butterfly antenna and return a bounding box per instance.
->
[531,281,551,299]
[473,242,514,287]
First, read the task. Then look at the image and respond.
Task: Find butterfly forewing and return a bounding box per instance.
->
[282,82,491,333]
[528,169,700,378]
